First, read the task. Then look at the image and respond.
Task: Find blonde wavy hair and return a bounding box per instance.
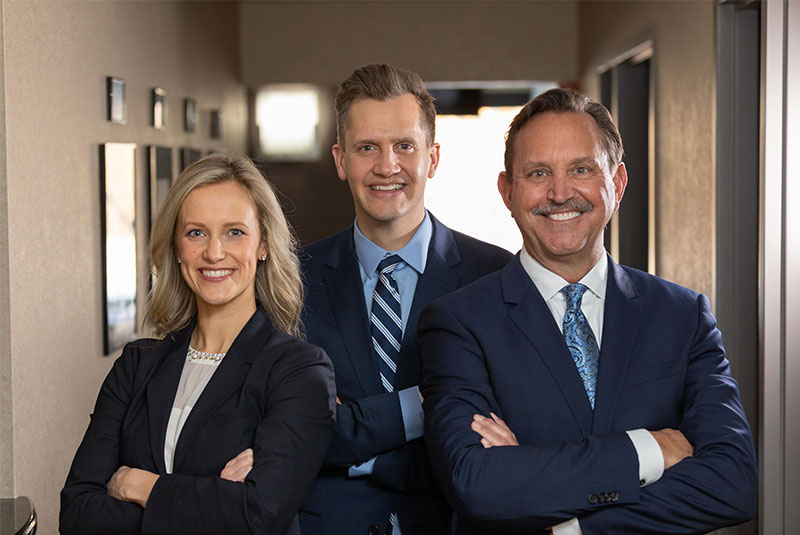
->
[146,153,303,337]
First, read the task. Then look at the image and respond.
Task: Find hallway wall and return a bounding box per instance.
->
[578,0,716,297]
[239,0,580,244]
[1,1,246,530]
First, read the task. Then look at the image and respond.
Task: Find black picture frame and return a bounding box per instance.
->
[210,109,221,139]
[152,88,167,130]
[107,76,126,124]
[180,147,202,171]
[147,145,173,232]
[184,98,197,132]
[99,142,138,355]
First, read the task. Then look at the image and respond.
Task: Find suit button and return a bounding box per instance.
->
[367,525,380,535]
[611,492,620,502]
[588,493,599,504]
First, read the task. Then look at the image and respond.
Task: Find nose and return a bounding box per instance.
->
[547,171,573,204]
[374,149,401,177]
[203,236,225,262]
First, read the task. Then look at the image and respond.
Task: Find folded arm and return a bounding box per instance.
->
[61,344,336,535]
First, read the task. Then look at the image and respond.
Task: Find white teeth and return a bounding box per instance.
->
[546,211,581,221]
[371,184,403,191]
[201,269,233,278]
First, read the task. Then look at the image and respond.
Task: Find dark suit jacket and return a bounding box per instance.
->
[299,215,512,535]
[418,255,757,534]
[60,306,337,535]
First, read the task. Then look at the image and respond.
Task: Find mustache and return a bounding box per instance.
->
[531,198,594,216]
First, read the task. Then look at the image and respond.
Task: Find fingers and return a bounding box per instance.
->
[220,448,254,482]
[106,465,130,499]
[651,428,694,470]
[471,413,519,447]
[335,396,342,405]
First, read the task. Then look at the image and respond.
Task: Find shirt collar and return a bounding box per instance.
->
[353,211,432,278]
[519,248,608,302]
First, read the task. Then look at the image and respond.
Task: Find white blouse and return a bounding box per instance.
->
[163,347,226,474]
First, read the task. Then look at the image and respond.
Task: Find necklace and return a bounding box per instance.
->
[187,346,227,362]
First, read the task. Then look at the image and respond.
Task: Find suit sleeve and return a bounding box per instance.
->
[576,295,757,534]
[419,302,643,532]
[140,347,336,534]
[60,344,147,534]
[323,390,408,467]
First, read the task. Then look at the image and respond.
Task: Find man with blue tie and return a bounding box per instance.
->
[299,64,512,535]
[418,88,757,534]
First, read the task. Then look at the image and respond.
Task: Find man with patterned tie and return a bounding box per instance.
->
[418,88,757,534]
[299,64,512,535]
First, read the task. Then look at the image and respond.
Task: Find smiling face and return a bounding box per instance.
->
[498,111,627,280]
[332,94,440,247]
[175,180,266,314]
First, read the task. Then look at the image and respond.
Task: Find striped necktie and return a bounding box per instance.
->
[561,283,600,409]
[371,255,403,392]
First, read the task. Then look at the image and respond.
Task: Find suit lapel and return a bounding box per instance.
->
[591,258,640,434]
[172,308,270,471]
[146,326,192,474]
[323,230,381,395]
[396,217,462,387]
[503,258,594,436]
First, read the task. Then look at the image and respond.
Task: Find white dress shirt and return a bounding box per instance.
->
[518,249,664,535]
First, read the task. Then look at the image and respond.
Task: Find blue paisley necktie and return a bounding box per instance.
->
[561,283,600,409]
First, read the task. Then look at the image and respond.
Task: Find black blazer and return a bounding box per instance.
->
[60,306,337,535]
[299,214,513,535]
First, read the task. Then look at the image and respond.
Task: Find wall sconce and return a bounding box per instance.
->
[255,84,321,161]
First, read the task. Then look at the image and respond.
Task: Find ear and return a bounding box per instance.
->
[426,142,441,179]
[611,162,628,210]
[497,171,514,211]
[258,240,268,260]
[332,144,348,182]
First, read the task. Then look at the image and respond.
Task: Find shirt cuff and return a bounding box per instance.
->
[626,429,664,486]
[398,386,424,441]
[348,456,377,477]
[552,517,582,535]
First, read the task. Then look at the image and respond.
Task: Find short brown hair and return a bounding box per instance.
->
[147,153,303,337]
[335,63,436,146]
[504,88,623,176]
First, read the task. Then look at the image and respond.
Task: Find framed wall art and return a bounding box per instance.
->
[100,142,138,354]
[107,76,126,124]
[147,145,173,230]
[152,88,167,130]
[184,98,197,132]
[180,147,202,171]
[210,109,221,139]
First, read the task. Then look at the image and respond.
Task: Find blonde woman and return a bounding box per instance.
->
[61,153,336,535]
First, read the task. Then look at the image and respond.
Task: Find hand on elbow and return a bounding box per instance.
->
[651,428,694,470]
[107,466,159,508]
[472,412,519,448]
[220,448,254,482]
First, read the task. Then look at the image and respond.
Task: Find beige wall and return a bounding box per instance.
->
[1,0,246,530]
[578,0,716,296]
[0,0,13,500]
[240,1,579,86]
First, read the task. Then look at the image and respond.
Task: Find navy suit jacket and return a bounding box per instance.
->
[60,307,336,535]
[419,255,757,534]
[299,215,513,535]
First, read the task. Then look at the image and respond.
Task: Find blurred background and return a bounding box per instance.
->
[0,1,796,533]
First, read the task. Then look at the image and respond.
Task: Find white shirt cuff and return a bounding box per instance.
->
[626,429,664,486]
[552,517,582,535]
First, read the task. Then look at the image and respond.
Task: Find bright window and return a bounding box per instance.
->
[426,106,524,254]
